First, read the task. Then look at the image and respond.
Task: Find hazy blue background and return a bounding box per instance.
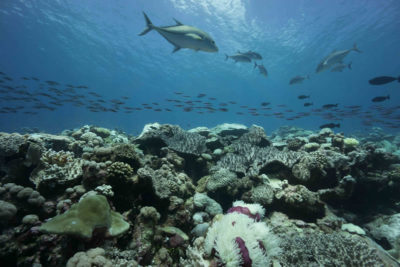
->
[0,0,399,135]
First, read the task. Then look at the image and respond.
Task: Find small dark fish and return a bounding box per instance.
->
[304,102,313,107]
[183,107,193,112]
[209,97,217,100]
[111,99,124,105]
[4,77,12,81]
[122,96,130,100]
[31,77,39,81]
[322,104,338,109]
[261,102,270,106]
[77,85,88,89]
[219,108,228,112]
[345,105,361,109]
[297,95,310,100]
[45,80,59,85]
[289,75,309,85]
[372,95,390,102]
[21,77,30,80]
[369,76,400,85]
[197,93,206,98]
[319,123,340,129]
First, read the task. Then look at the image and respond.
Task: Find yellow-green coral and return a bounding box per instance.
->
[39,194,129,238]
[343,138,359,148]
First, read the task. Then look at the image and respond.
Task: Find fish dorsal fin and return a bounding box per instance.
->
[185,33,202,40]
[172,46,181,53]
[173,18,183,26]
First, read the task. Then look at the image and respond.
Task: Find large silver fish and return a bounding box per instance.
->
[316,44,361,73]
[139,12,218,53]
[330,62,352,72]
[238,50,262,60]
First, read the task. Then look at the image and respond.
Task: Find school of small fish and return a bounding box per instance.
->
[0,12,399,130]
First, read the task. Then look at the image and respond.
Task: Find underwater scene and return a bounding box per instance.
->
[1,0,400,266]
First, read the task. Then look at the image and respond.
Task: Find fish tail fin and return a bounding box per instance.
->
[348,62,352,69]
[254,62,257,69]
[138,12,154,36]
[336,123,341,128]
[352,43,362,53]
[225,54,229,61]
[398,76,400,82]
[387,95,390,100]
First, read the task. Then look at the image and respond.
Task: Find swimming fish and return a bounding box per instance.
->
[319,123,340,129]
[372,95,390,102]
[289,75,309,85]
[322,104,338,109]
[298,95,310,99]
[369,76,400,85]
[316,43,361,73]
[254,62,268,77]
[139,12,218,53]
[225,54,251,63]
[330,62,352,72]
[237,50,262,60]
[304,102,313,107]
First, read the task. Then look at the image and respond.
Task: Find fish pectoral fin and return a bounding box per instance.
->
[173,18,183,26]
[172,46,181,53]
[185,33,202,40]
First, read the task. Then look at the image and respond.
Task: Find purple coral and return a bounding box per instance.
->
[235,237,252,267]
[227,206,261,222]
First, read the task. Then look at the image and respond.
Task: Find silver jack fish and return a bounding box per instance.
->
[139,12,218,53]
[316,43,361,73]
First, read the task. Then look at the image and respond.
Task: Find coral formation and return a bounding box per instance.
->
[66,247,112,267]
[39,194,129,238]
[0,123,399,266]
[205,201,280,266]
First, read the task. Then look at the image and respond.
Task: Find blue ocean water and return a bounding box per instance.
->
[0,0,399,135]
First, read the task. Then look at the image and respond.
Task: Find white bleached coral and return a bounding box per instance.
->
[66,247,112,267]
[205,202,280,267]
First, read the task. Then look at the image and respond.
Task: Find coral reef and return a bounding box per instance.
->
[0,123,399,266]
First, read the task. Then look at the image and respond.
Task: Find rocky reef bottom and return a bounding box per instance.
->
[1,122,400,266]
